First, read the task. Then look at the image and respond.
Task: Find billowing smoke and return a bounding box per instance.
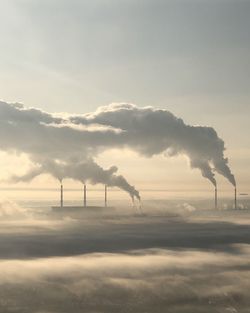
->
[10,159,141,201]
[70,103,236,187]
[0,101,236,189]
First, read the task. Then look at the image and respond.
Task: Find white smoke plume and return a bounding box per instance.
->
[70,103,236,187]
[0,101,236,189]
[10,159,141,201]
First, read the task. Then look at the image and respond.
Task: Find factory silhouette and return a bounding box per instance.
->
[50,178,238,215]
[0,101,240,212]
[52,182,111,214]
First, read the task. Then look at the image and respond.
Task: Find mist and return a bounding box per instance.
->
[0,198,250,312]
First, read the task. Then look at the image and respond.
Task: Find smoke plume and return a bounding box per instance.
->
[10,159,140,201]
[71,103,236,186]
[0,101,236,189]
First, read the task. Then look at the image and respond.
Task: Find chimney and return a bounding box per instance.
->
[104,185,107,207]
[215,187,218,210]
[84,184,87,207]
[60,183,63,208]
[235,187,237,210]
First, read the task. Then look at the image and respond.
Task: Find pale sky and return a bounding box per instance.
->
[0,0,249,197]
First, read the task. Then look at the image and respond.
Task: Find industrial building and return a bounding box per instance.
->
[51,183,115,217]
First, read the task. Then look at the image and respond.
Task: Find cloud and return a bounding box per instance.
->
[0,207,249,312]
[0,198,27,218]
[1,246,250,313]
[1,209,250,258]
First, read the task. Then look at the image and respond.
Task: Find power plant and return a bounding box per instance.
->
[52,182,114,216]
[212,186,241,210]
[54,181,240,215]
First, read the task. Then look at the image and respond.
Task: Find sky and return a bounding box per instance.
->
[1,3,250,310]
[0,0,249,198]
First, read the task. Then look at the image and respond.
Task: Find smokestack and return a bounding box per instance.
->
[60,183,63,208]
[84,184,87,207]
[215,187,218,210]
[234,187,237,210]
[104,185,107,207]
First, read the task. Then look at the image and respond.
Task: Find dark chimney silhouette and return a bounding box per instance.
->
[60,183,63,208]
[83,184,87,207]
[235,187,237,209]
[215,187,218,210]
[105,185,107,207]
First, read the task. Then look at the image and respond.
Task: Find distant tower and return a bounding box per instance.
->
[104,185,107,207]
[84,184,87,207]
[215,187,218,210]
[235,187,237,209]
[60,183,64,208]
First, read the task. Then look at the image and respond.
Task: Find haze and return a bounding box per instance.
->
[0,0,250,195]
[0,1,250,313]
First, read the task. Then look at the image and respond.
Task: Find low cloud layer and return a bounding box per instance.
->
[1,245,250,313]
[0,101,236,195]
[0,202,250,312]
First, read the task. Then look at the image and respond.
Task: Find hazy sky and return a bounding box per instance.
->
[0,0,249,194]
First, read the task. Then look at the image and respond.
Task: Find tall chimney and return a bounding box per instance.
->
[104,185,107,207]
[215,187,218,210]
[235,187,237,210]
[84,184,87,207]
[60,183,63,208]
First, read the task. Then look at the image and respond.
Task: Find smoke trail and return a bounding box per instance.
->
[0,101,236,187]
[62,160,141,200]
[71,103,235,186]
[213,158,236,187]
[10,159,141,200]
[190,159,217,187]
